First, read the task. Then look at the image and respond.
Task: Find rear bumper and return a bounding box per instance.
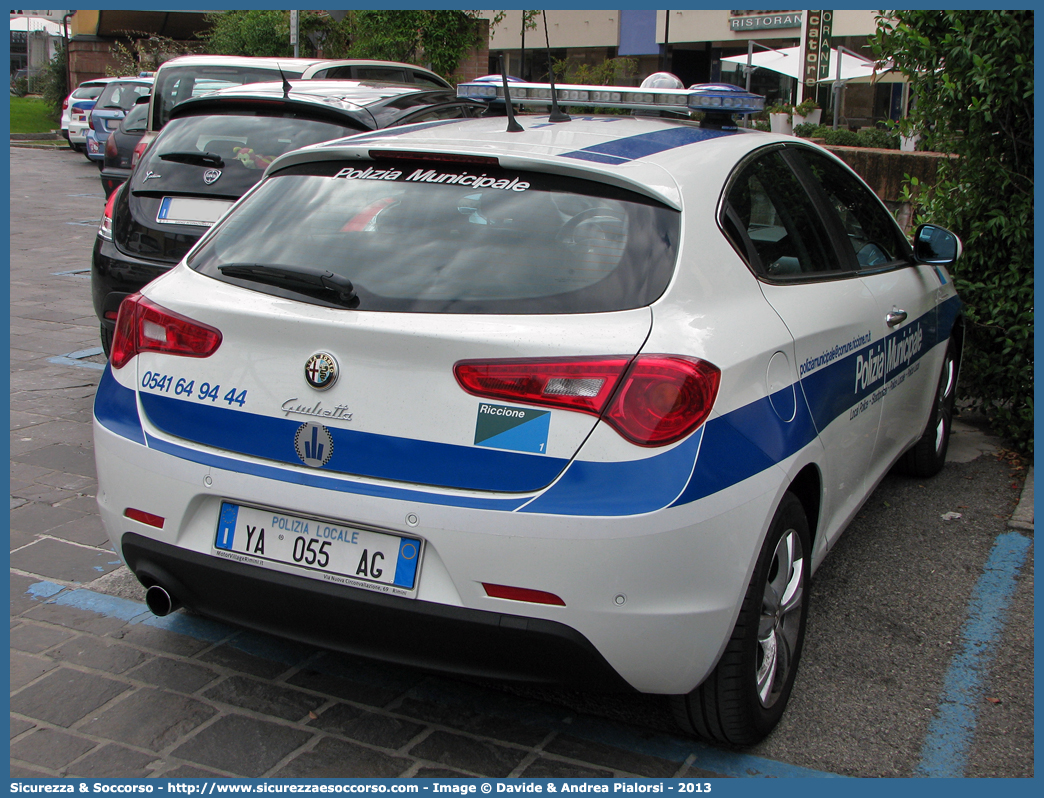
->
[86,130,106,160]
[94,391,780,694]
[68,123,88,144]
[121,532,633,690]
[91,236,174,330]
[100,167,130,198]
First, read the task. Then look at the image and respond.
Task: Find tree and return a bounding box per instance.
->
[109,32,201,75]
[201,10,298,58]
[872,11,1034,451]
[198,10,482,82]
[349,10,483,81]
[40,40,68,119]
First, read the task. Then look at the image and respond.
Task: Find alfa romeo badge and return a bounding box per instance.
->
[305,352,338,390]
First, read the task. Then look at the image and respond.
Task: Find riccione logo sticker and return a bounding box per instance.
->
[474,403,550,454]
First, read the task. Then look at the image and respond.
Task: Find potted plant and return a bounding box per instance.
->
[792,98,822,127]
[766,102,793,135]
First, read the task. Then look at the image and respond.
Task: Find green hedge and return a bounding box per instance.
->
[793,124,900,149]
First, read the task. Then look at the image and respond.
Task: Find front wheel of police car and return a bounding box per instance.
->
[896,335,959,478]
[672,492,810,745]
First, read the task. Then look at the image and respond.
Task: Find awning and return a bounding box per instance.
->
[10,16,64,36]
[722,46,904,84]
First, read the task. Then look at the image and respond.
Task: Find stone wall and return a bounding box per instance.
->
[453,18,490,83]
[68,39,119,85]
[824,145,957,230]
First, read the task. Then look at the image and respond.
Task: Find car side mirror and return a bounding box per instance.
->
[134,94,151,105]
[913,224,962,266]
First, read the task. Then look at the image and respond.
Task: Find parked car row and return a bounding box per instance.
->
[91,77,485,353]
[90,65,965,747]
[84,76,153,168]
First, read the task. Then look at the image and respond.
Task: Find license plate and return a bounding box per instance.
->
[213,502,423,597]
[157,196,233,227]
[105,119,120,130]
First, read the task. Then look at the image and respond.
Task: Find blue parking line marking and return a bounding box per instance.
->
[915,530,1032,777]
[49,346,106,370]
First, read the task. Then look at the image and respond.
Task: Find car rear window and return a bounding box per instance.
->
[121,103,149,133]
[137,114,362,197]
[188,159,680,314]
[96,81,151,111]
[153,65,306,130]
[72,85,105,100]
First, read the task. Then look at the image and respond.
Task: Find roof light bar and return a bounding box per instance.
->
[456,80,765,116]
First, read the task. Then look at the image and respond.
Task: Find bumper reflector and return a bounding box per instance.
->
[483,583,565,606]
[124,508,165,529]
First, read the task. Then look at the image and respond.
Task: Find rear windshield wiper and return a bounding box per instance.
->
[158,151,225,168]
[218,264,359,308]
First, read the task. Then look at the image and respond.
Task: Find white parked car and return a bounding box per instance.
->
[93,81,963,745]
[64,78,115,151]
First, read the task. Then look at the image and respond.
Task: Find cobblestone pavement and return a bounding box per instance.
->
[9,146,1033,779]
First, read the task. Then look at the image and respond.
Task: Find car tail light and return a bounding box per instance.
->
[132,131,155,168]
[87,111,93,127]
[98,187,119,240]
[454,355,720,447]
[455,357,631,416]
[605,356,721,446]
[62,98,69,111]
[104,128,119,160]
[110,294,222,370]
[483,583,565,606]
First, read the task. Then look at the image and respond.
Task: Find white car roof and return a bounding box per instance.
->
[267,115,793,212]
[300,59,448,83]
[156,54,326,71]
[171,79,462,121]
[203,79,447,104]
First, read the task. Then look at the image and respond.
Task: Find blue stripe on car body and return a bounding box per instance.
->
[137,391,568,494]
[92,297,963,517]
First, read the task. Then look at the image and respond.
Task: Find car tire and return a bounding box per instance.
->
[100,325,113,358]
[896,336,958,478]
[671,491,810,745]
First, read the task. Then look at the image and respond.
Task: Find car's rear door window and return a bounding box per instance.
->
[189,159,680,314]
[722,149,839,278]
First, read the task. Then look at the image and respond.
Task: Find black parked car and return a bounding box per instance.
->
[92,80,486,353]
[100,101,150,198]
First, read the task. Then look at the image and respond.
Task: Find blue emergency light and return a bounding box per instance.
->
[456,80,765,119]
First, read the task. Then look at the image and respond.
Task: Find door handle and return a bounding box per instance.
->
[886,309,908,328]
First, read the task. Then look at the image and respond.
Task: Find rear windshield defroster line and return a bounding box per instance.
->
[189,160,681,315]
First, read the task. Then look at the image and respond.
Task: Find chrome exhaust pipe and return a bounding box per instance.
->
[145,584,181,617]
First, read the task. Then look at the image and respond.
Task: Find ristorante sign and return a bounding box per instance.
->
[729,10,803,31]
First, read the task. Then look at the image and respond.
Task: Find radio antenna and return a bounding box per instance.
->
[500,54,524,132]
[543,12,570,122]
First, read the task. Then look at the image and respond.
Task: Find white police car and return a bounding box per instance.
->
[93,80,962,745]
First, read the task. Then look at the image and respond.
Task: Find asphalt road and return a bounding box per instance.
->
[8,145,1034,779]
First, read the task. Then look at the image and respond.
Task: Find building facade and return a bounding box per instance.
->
[481,9,899,126]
